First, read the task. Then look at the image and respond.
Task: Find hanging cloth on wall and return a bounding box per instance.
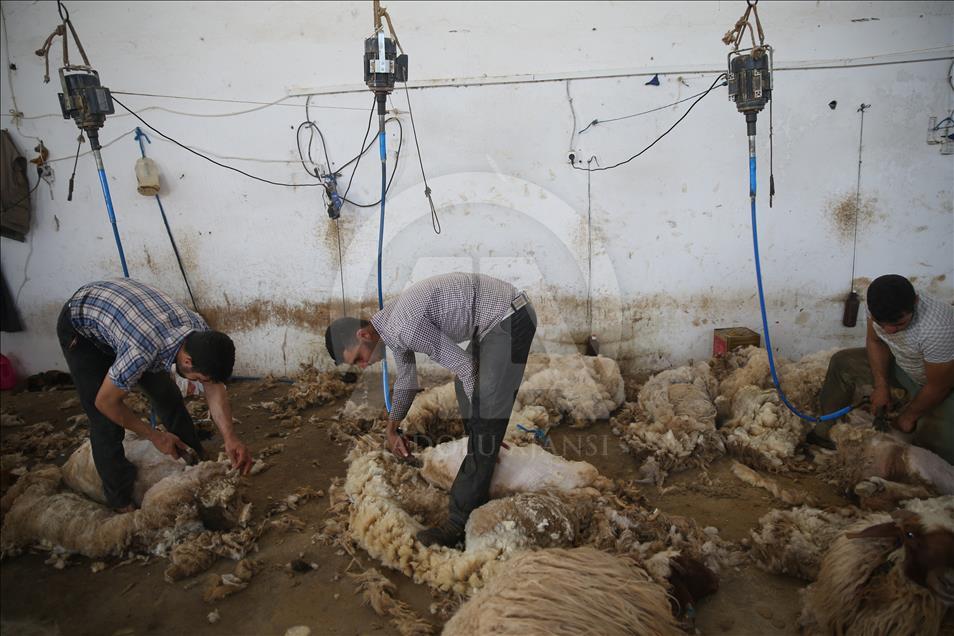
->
[0,129,32,242]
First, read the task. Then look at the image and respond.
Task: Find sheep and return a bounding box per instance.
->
[827,422,954,509]
[61,435,188,506]
[418,436,610,497]
[612,361,725,484]
[0,460,238,560]
[442,547,682,636]
[464,491,594,555]
[799,495,954,635]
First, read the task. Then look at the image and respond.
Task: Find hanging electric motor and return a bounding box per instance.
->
[724,0,855,424]
[38,1,128,277]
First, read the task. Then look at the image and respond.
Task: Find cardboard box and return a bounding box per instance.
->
[713,327,761,357]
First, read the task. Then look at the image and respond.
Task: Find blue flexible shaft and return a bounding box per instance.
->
[749,155,852,423]
[378,129,392,413]
[97,167,129,278]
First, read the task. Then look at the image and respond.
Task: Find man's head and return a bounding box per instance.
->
[176,331,236,383]
[867,274,917,334]
[325,317,382,368]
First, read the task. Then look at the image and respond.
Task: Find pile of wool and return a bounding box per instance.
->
[443,547,681,636]
[715,347,837,472]
[749,505,865,580]
[328,400,388,443]
[266,365,351,419]
[611,361,724,484]
[0,440,249,572]
[2,420,87,464]
[402,353,624,445]
[717,348,838,471]
[513,353,625,427]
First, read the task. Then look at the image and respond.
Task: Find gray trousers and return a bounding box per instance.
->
[816,347,954,464]
[447,304,537,528]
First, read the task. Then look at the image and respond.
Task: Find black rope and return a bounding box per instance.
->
[403,82,440,234]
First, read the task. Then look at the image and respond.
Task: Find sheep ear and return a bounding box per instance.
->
[846,522,900,540]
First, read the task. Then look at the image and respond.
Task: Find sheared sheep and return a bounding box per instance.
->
[800,496,954,635]
[827,422,954,509]
[418,437,609,497]
[61,435,188,506]
[442,547,681,636]
[612,361,724,484]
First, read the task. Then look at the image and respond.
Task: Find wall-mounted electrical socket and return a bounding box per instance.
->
[927,115,954,155]
[38,163,55,183]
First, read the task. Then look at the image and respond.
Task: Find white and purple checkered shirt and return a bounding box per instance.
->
[371,272,518,422]
[69,279,209,391]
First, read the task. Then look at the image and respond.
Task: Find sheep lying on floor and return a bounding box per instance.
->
[443,547,681,636]
[339,435,734,615]
[401,353,625,444]
[826,422,954,509]
[0,441,248,572]
[418,437,610,496]
[612,361,724,484]
[342,437,606,594]
[801,496,954,635]
[61,435,186,506]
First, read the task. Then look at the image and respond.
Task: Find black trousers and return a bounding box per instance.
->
[56,303,202,507]
[448,304,537,528]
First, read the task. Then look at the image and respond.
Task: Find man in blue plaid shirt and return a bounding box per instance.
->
[57,279,253,511]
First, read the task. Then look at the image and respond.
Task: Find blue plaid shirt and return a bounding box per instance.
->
[68,279,209,391]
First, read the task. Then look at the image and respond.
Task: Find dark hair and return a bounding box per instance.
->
[325,317,369,364]
[867,275,916,324]
[183,331,235,382]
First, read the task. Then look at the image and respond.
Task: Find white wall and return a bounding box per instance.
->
[1,1,952,378]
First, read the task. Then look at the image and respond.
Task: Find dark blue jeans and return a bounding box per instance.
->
[448,304,537,527]
[56,303,202,507]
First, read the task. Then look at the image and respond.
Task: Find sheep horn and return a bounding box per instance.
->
[846,521,901,540]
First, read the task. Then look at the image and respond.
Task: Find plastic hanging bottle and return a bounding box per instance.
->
[842,290,860,327]
[135,156,161,196]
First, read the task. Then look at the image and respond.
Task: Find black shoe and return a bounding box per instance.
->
[806,431,836,451]
[416,523,464,548]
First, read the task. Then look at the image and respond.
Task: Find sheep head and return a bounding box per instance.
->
[847,508,954,603]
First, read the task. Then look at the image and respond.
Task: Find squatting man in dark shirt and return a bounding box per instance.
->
[58,279,254,513]
[325,272,537,547]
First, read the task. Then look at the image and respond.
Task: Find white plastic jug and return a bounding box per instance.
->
[135,156,161,196]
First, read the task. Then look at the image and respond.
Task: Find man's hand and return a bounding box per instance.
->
[894,411,918,434]
[387,427,412,459]
[869,385,892,415]
[150,429,190,460]
[224,437,254,475]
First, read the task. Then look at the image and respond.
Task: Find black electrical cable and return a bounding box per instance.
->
[578,80,728,134]
[66,133,83,201]
[573,73,727,172]
[402,81,440,234]
[112,95,323,188]
[340,99,377,204]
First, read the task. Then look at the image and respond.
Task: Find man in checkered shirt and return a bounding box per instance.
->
[57,279,254,511]
[325,272,537,547]
[813,275,954,463]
